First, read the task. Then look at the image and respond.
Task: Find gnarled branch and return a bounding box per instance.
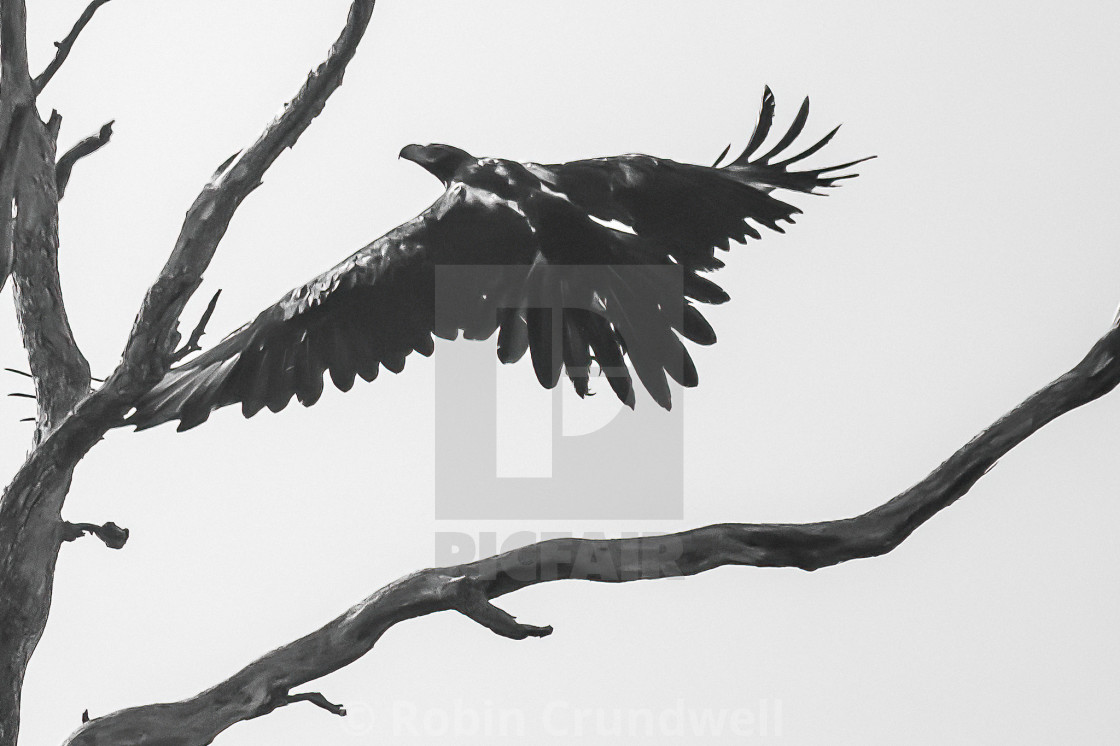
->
[60,521,128,549]
[10,108,92,442]
[100,0,377,402]
[1,0,380,526]
[0,3,379,743]
[0,95,90,746]
[0,0,35,298]
[64,319,1120,745]
[0,0,381,500]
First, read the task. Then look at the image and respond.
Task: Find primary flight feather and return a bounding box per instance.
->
[127,87,871,432]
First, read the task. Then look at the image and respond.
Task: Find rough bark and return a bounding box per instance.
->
[62,322,1120,745]
[0,0,30,295]
[0,1,91,741]
[10,109,91,441]
[0,113,88,738]
[0,1,377,743]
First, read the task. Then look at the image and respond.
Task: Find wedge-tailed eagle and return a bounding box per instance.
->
[127,88,870,432]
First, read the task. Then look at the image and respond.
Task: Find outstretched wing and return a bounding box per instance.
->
[526,86,872,271]
[127,183,706,431]
[128,87,869,432]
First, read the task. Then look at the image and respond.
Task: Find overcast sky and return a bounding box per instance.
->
[3,1,1120,744]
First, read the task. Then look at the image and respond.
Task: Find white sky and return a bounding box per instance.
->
[2,1,1120,744]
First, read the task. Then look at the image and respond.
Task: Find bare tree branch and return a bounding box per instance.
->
[1,0,381,522]
[98,0,376,404]
[10,108,92,441]
[170,289,221,363]
[269,691,347,718]
[0,3,377,743]
[0,98,91,745]
[31,0,113,94]
[0,0,382,527]
[0,0,35,298]
[0,0,32,86]
[55,120,113,198]
[59,521,128,549]
[63,319,1120,745]
[0,104,30,295]
[0,0,380,507]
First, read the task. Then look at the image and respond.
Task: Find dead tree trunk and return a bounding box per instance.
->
[0,1,375,742]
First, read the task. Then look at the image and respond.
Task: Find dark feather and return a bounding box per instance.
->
[677,304,717,346]
[759,97,810,163]
[578,309,635,409]
[126,92,868,431]
[562,310,592,398]
[711,143,732,168]
[497,306,529,364]
[731,86,776,165]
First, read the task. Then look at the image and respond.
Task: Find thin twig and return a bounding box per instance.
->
[278,692,346,717]
[3,368,32,378]
[55,120,114,198]
[32,0,113,93]
[170,290,221,363]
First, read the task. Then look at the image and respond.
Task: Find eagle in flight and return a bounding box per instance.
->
[127,88,871,432]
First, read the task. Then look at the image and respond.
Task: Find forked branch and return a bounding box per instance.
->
[0,3,379,743]
[64,320,1120,744]
[0,0,380,477]
[2,0,380,522]
[105,0,377,397]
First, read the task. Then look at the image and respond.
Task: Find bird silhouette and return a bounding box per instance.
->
[127,88,871,432]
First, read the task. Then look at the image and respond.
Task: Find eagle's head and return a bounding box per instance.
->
[399,143,474,186]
